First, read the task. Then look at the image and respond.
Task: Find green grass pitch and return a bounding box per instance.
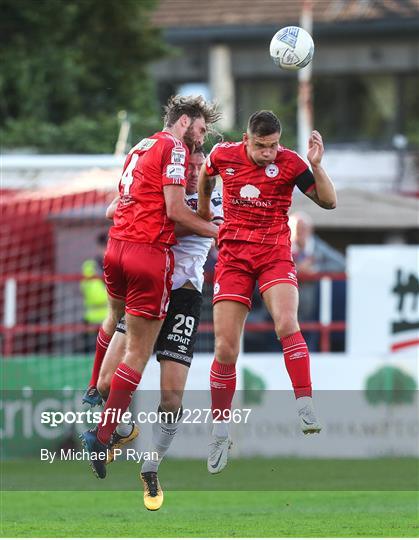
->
[1,459,418,537]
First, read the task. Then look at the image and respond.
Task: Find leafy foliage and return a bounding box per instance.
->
[0,0,166,152]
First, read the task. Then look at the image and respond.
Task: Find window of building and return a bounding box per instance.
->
[313,74,419,147]
[235,78,297,147]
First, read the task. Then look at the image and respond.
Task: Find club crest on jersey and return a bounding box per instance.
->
[265,163,279,178]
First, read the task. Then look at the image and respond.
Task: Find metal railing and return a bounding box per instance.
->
[1,272,346,356]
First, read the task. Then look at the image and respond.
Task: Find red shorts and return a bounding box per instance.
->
[213,240,298,309]
[104,237,174,319]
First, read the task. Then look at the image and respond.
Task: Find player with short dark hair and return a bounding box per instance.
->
[93,148,222,510]
[80,95,220,480]
[198,110,337,474]
[247,110,282,137]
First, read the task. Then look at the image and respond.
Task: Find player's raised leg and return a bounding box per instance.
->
[96,322,139,465]
[82,294,125,407]
[262,283,321,434]
[208,300,248,473]
[80,313,163,479]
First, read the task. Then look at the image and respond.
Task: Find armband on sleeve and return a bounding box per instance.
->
[295,168,315,194]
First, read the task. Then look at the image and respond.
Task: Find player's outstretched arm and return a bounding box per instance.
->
[164,185,218,239]
[306,130,337,210]
[197,164,216,220]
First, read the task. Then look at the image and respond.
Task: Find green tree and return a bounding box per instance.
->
[0,0,166,152]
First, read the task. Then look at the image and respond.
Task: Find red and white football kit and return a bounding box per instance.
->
[205,141,315,309]
[105,131,189,319]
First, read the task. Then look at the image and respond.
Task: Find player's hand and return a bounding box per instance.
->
[307,130,324,167]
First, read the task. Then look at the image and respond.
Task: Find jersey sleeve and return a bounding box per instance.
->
[293,153,316,194]
[210,189,223,221]
[161,139,188,187]
[205,144,221,176]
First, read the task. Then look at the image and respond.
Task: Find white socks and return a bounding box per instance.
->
[141,407,182,474]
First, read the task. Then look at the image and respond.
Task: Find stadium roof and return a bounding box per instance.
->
[290,188,419,229]
[152,0,419,29]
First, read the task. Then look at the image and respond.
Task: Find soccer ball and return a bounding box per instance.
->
[269,26,314,71]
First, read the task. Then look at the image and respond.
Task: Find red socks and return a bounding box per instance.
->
[281,331,312,398]
[97,362,141,445]
[89,327,112,387]
[210,359,236,421]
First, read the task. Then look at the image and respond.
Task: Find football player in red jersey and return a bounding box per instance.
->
[80,95,221,480]
[198,110,337,474]
[92,149,223,510]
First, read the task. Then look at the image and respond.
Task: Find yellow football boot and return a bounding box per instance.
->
[106,424,140,464]
[141,471,164,511]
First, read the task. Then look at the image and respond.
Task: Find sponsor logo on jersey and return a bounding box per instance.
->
[240,184,260,199]
[231,198,272,208]
[166,164,185,179]
[214,282,220,295]
[288,271,297,281]
[178,345,188,353]
[171,148,186,165]
[134,138,157,152]
[225,167,235,175]
[265,163,279,178]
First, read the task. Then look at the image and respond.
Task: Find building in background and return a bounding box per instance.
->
[151,0,419,194]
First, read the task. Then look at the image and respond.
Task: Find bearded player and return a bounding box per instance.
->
[197,110,337,474]
[80,95,220,480]
[94,149,222,510]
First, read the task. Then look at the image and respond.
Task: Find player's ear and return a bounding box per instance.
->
[180,114,191,128]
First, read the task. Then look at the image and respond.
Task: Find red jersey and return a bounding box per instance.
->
[110,131,189,246]
[205,141,315,246]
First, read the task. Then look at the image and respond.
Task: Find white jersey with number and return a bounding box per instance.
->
[172,189,223,292]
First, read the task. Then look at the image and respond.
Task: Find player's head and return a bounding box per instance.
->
[186,147,205,195]
[164,95,220,151]
[244,110,281,167]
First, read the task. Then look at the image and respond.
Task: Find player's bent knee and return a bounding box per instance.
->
[275,317,299,339]
[102,310,124,336]
[215,339,239,364]
[160,392,183,414]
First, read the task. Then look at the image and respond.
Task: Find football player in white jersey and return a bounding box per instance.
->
[92,148,222,510]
